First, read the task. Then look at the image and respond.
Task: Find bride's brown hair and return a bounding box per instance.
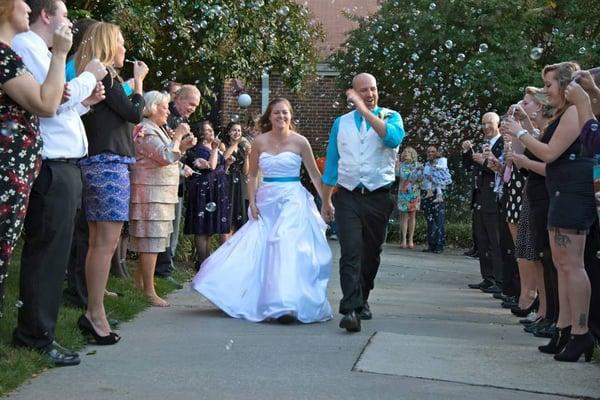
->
[258,98,297,133]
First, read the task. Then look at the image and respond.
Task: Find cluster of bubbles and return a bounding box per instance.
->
[123,1,318,92]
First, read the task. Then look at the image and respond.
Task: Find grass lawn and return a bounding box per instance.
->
[0,242,194,396]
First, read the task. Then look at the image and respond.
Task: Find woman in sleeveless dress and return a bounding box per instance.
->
[505,62,595,362]
[192,98,333,324]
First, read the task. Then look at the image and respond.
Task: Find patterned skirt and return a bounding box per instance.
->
[515,189,539,261]
[80,153,136,222]
[505,169,525,224]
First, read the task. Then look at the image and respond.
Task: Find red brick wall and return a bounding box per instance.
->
[220,74,342,156]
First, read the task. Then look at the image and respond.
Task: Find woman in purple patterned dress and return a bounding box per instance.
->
[184,121,231,269]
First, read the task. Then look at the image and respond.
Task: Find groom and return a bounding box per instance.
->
[321,73,405,332]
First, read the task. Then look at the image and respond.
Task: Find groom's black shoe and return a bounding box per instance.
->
[358,302,372,320]
[339,311,361,332]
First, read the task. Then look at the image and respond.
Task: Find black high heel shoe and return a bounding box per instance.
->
[78,315,121,345]
[554,332,595,362]
[511,297,539,317]
[539,325,571,354]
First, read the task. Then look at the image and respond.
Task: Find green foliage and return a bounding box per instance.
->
[68,0,323,109]
[330,0,600,154]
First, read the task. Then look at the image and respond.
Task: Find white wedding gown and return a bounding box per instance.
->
[192,151,333,323]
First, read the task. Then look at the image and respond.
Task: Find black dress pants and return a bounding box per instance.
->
[13,161,81,349]
[334,187,394,315]
[63,203,88,308]
[474,209,504,284]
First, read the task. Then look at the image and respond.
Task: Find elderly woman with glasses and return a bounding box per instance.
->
[129,91,196,306]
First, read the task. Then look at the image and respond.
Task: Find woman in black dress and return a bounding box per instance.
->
[508,62,595,362]
[0,0,72,315]
[184,121,230,268]
[222,121,250,232]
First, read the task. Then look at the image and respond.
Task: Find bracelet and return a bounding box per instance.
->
[516,129,529,139]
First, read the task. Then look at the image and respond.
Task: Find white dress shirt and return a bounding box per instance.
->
[12,31,96,159]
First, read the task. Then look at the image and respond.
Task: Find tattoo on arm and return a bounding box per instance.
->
[579,313,588,328]
[553,229,572,248]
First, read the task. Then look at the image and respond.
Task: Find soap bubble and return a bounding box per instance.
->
[530,47,543,60]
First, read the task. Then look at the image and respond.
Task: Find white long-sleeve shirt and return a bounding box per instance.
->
[12,31,96,159]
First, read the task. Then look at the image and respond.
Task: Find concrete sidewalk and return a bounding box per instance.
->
[5,243,599,400]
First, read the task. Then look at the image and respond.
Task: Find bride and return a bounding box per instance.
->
[191,98,333,324]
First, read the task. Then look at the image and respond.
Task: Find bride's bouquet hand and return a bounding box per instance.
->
[249,203,260,219]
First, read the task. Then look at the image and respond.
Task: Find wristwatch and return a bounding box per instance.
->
[516,129,529,139]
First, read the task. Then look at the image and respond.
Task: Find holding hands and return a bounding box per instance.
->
[321,201,335,223]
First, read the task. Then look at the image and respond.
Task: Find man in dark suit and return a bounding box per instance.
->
[462,112,504,293]
[154,85,200,287]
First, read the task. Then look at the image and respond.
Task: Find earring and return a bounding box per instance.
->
[531,112,538,119]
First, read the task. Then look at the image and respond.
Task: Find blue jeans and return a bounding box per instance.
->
[422,196,445,251]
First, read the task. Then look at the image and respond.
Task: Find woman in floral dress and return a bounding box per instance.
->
[0,0,72,315]
[395,147,422,248]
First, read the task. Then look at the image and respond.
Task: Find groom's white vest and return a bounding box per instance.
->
[337,109,399,191]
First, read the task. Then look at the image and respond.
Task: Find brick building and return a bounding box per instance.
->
[218,0,382,154]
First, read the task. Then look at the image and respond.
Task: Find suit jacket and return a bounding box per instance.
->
[462,138,503,213]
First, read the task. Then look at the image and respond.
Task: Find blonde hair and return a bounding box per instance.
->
[542,61,580,120]
[258,98,296,133]
[74,22,122,82]
[142,91,170,118]
[524,86,554,119]
[401,146,418,163]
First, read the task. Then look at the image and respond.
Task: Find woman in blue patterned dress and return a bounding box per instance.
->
[184,121,231,269]
[395,147,421,249]
[76,22,148,344]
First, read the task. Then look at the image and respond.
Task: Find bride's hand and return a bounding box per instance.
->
[249,203,260,219]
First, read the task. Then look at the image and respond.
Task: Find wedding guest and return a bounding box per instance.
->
[507,62,595,362]
[154,84,200,288]
[421,146,451,253]
[395,147,421,249]
[76,22,148,344]
[184,121,230,269]
[0,0,70,328]
[129,91,196,306]
[222,121,250,232]
[463,113,504,293]
[11,0,107,367]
